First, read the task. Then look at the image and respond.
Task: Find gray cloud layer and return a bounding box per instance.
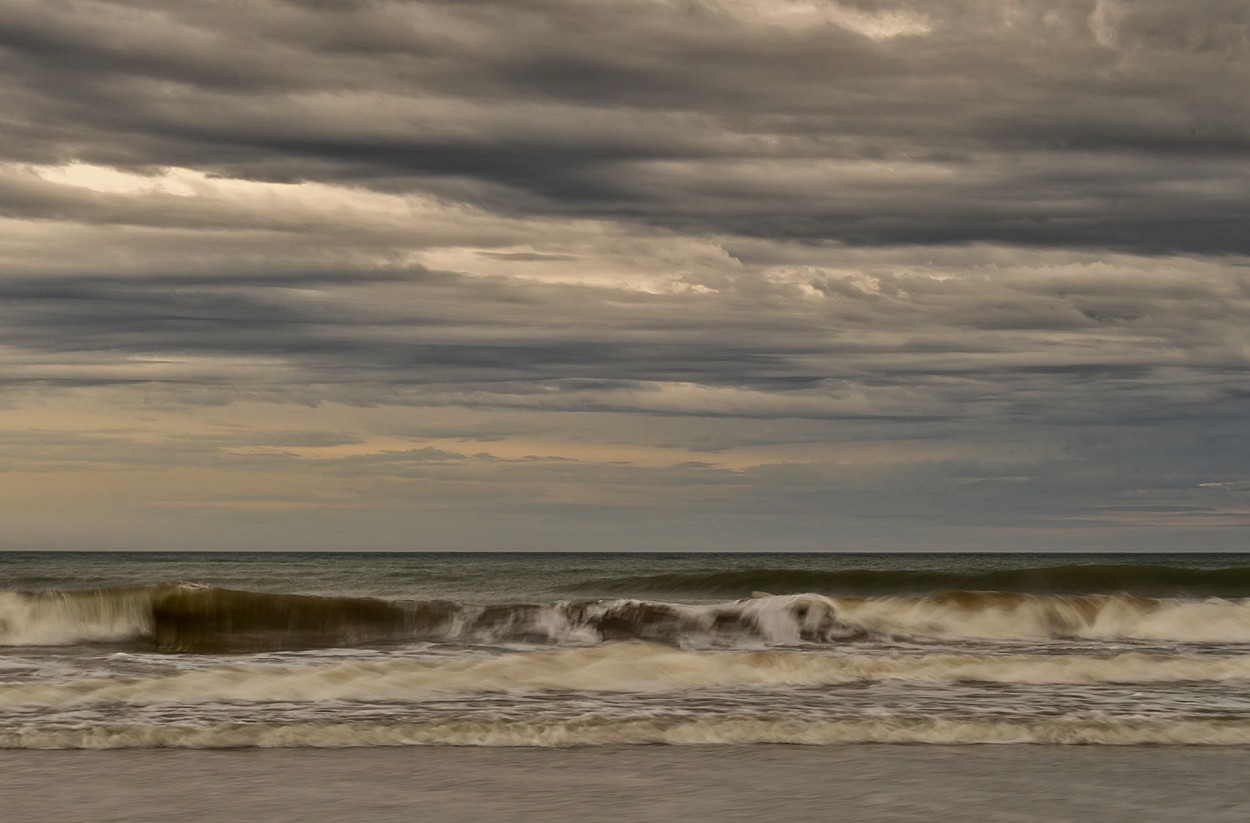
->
[1,0,1247,549]
[3,0,1248,251]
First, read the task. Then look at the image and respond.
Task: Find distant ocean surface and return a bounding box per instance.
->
[4,551,1250,749]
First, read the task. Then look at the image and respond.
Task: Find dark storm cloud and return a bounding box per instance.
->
[2,0,1248,253]
[0,270,841,394]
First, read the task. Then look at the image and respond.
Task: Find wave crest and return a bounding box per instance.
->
[3,586,1250,651]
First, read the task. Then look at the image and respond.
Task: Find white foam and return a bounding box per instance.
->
[4,714,1249,749]
[3,643,1249,708]
[0,591,152,646]
[828,593,1250,644]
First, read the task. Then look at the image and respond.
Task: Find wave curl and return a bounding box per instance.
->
[4,585,1250,651]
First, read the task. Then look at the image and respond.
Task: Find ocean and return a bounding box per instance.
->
[4,551,1250,820]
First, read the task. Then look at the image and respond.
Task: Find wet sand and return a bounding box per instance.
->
[3,745,1249,822]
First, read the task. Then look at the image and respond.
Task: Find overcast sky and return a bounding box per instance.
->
[1,0,1247,551]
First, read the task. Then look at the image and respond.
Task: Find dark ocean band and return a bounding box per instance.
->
[563,564,1250,598]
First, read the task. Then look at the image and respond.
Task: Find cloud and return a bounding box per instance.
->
[0,0,1247,548]
[2,1,1247,252]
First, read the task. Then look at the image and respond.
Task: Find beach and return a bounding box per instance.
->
[5,745,1250,823]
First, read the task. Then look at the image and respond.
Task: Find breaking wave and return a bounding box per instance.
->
[4,585,1250,651]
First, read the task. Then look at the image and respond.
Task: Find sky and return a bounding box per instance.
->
[0,0,1248,551]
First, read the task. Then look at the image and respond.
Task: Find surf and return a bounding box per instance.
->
[5,585,1250,651]
[5,714,1250,749]
[4,643,1250,709]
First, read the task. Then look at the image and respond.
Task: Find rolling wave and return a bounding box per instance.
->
[562,564,1250,598]
[4,585,1250,651]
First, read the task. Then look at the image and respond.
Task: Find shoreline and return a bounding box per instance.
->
[4,744,1250,822]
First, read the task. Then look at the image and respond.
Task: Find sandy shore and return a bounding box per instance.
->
[3,745,1250,822]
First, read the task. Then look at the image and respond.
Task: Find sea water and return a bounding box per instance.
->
[3,551,1250,749]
